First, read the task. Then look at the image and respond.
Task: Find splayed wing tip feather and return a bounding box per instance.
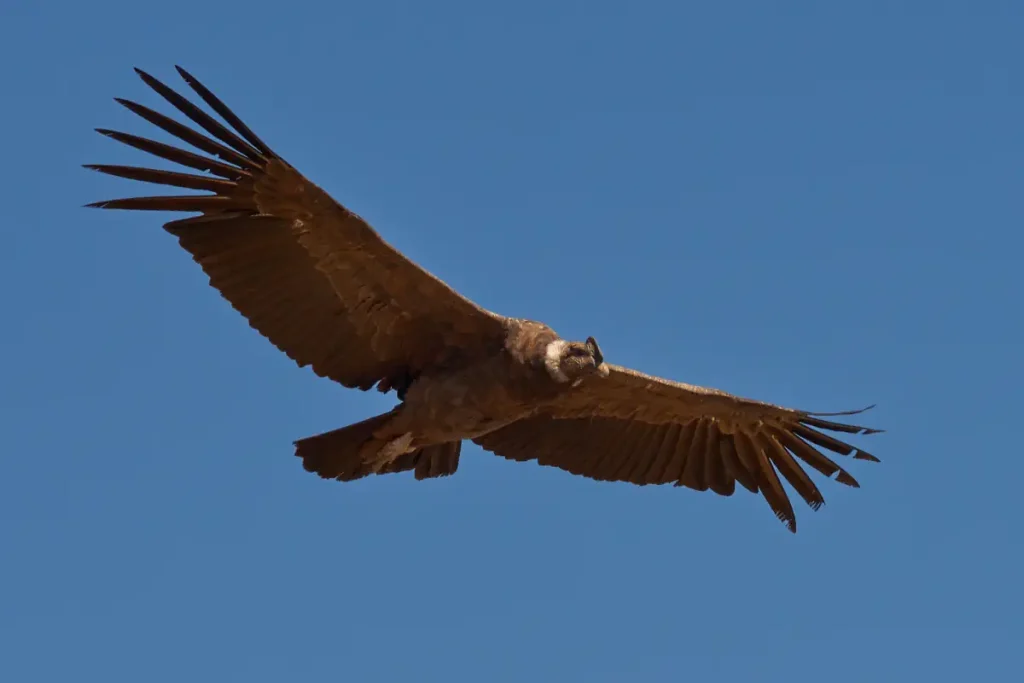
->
[805,404,876,417]
[835,472,860,487]
[133,68,263,162]
[173,65,277,158]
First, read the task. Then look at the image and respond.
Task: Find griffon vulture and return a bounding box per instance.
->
[87,66,882,532]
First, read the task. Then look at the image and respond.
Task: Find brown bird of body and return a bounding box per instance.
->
[88,66,882,532]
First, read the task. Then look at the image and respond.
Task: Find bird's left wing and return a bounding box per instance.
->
[474,364,882,532]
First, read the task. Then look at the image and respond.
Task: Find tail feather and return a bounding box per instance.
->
[414,442,461,480]
[294,414,460,482]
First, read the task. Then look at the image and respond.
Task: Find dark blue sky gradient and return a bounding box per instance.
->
[3,1,1022,680]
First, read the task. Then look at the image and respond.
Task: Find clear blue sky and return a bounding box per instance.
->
[3,1,1022,680]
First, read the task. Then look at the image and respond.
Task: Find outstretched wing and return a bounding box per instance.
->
[474,364,882,532]
[87,66,507,393]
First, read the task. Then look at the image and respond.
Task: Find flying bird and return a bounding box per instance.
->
[87,66,882,533]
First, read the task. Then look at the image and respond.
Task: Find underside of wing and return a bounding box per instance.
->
[87,66,507,394]
[474,364,882,532]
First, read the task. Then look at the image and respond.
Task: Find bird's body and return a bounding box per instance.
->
[396,319,563,444]
[300,318,584,476]
[88,66,884,532]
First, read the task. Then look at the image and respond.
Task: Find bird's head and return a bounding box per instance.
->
[544,336,610,384]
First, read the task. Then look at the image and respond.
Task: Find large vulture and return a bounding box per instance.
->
[87,66,882,532]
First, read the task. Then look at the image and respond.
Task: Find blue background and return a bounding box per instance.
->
[3,1,1022,680]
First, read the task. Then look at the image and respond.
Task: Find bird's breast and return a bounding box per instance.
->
[401,349,553,441]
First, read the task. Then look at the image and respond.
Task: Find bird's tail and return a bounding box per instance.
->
[294,412,461,482]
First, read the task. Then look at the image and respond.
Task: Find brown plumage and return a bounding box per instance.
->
[87,66,883,533]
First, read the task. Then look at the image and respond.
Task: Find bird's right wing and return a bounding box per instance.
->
[87,66,508,393]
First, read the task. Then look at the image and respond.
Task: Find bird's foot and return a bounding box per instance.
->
[365,432,415,474]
